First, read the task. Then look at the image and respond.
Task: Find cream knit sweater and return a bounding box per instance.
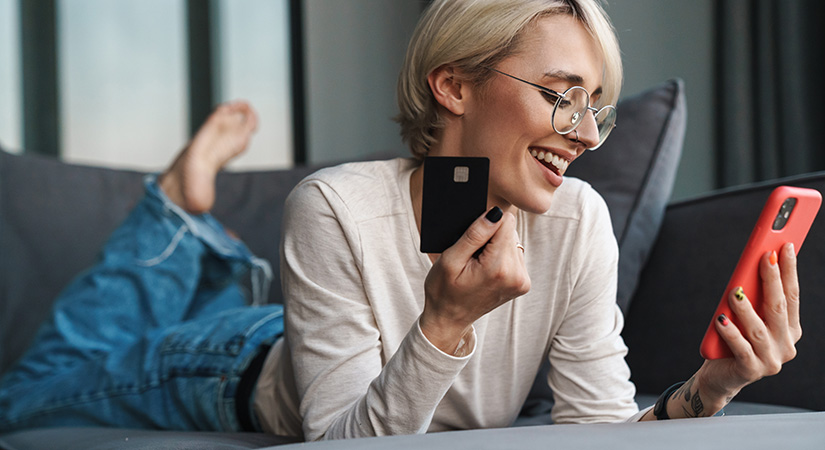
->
[254,158,640,440]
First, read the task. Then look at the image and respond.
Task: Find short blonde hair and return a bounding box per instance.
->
[396,0,622,159]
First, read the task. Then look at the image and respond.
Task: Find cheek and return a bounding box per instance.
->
[463,88,554,162]
[481,98,547,145]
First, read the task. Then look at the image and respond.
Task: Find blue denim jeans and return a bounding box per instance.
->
[0,177,283,432]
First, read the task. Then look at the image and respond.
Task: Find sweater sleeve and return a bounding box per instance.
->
[546,188,640,424]
[280,178,473,441]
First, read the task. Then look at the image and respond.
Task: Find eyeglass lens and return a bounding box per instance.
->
[553,86,615,147]
[594,107,616,146]
[553,87,589,134]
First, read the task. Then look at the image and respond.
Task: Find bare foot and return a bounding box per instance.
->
[159,101,258,214]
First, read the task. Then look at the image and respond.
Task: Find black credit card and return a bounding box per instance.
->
[420,156,489,253]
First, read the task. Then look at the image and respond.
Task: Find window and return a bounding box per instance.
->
[0,0,21,153]
[215,0,293,169]
[6,0,294,170]
[58,0,188,170]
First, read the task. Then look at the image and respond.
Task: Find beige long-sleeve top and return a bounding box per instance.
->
[253,158,640,440]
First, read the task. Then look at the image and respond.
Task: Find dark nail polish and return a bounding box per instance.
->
[485,206,503,223]
[717,314,729,326]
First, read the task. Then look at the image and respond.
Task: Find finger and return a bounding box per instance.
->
[514,229,525,259]
[759,250,790,337]
[779,243,801,339]
[444,206,504,262]
[486,213,527,266]
[728,286,772,358]
[714,313,756,367]
[481,212,531,296]
[485,212,518,251]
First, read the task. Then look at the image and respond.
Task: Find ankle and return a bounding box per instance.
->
[158,171,185,209]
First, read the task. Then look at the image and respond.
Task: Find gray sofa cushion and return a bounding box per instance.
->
[0,152,142,374]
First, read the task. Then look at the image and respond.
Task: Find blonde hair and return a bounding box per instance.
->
[396,0,622,159]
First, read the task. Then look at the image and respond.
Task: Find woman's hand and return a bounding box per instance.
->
[697,243,801,407]
[648,243,802,420]
[643,243,801,421]
[420,207,531,354]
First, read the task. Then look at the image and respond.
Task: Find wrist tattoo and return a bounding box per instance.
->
[675,376,705,418]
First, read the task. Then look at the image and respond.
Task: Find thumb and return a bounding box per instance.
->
[443,206,504,261]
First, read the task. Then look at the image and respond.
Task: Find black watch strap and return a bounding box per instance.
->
[653,382,685,420]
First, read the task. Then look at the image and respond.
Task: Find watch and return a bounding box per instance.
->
[653,382,685,420]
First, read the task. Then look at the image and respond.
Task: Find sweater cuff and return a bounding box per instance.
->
[625,405,652,422]
[414,316,477,360]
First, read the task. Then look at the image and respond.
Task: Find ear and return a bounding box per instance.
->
[427,65,468,116]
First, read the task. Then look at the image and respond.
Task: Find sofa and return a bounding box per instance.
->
[1,79,823,449]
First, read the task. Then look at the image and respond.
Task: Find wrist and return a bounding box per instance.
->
[419,307,473,355]
[696,364,740,412]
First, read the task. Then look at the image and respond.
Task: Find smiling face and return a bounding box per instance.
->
[430,14,606,214]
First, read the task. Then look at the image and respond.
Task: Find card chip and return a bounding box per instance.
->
[454,166,470,183]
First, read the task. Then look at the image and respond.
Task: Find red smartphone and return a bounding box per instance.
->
[700,186,822,360]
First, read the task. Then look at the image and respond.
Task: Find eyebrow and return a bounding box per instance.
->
[542,69,603,96]
[542,69,583,84]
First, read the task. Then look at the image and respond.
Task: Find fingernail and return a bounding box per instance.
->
[734,286,745,301]
[485,206,503,223]
[769,250,778,266]
[717,314,729,326]
[787,242,795,255]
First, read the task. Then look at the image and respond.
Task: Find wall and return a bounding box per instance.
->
[303,0,422,164]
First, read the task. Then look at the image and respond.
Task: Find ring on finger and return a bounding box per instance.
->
[516,242,525,253]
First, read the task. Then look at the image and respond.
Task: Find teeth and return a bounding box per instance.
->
[530,149,569,174]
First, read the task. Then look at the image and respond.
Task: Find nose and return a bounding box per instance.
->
[568,108,600,149]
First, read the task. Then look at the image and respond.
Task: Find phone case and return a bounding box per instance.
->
[420,156,489,253]
[700,186,822,360]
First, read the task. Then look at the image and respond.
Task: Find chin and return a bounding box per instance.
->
[517,190,556,215]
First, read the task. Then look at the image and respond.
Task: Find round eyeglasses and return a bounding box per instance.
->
[486,68,616,150]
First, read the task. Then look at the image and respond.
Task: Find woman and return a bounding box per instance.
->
[266,0,800,439]
[0,0,801,441]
